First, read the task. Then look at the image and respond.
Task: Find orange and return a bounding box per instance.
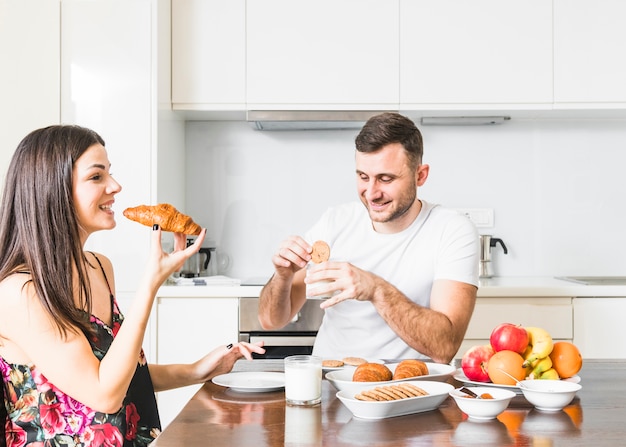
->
[549,341,583,379]
[487,350,526,385]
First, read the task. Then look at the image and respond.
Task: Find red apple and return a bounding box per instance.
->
[461,344,495,382]
[490,323,529,354]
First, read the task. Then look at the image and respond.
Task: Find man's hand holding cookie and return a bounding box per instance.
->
[310,240,331,264]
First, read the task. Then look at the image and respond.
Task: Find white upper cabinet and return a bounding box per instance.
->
[171,0,246,110]
[246,0,399,110]
[399,0,553,108]
[554,0,626,106]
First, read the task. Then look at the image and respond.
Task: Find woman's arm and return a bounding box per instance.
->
[148,341,265,392]
[0,227,206,413]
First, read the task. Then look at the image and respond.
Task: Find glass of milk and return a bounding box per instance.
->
[284,355,322,406]
[305,262,334,299]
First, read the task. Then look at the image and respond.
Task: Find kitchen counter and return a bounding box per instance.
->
[157,276,626,298]
[151,360,625,447]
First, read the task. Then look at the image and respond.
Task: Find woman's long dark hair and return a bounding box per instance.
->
[0,125,106,337]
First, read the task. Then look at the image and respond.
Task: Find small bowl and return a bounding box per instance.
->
[518,379,582,412]
[449,386,516,420]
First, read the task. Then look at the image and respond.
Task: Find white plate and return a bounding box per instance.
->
[322,358,385,372]
[452,368,581,394]
[211,372,285,393]
[326,362,456,395]
[336,380,454,420]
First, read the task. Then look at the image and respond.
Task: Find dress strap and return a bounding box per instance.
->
[88,251,114,299]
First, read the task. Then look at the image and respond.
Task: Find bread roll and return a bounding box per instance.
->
[123,203,202,235]
[392,359,429,380]
[352,363,393,382]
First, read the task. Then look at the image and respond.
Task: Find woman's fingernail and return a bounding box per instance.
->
[153,224,159,231]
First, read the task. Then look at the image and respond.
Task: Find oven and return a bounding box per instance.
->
[238,297,324,359]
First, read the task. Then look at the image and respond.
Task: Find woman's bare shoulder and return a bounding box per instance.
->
[0,272,34,305]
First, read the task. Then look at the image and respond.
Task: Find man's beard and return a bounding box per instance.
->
[366,188,416,223]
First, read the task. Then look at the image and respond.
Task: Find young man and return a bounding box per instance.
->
[258,112,478,363]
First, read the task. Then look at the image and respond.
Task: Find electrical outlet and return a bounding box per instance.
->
[455,208,494,228]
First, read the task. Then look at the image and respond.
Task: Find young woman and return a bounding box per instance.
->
[0,125,264,446]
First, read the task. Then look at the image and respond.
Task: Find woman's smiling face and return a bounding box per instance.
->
[72,143,122,241]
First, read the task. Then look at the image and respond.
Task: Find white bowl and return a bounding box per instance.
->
[326,362,455,395]
[449,386,516,420]
[336,380,454,419]
[518,379,582,412]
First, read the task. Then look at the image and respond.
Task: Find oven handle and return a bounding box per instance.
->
[242,335,317,347]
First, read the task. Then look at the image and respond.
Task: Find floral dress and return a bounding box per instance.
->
[1,256,161,447]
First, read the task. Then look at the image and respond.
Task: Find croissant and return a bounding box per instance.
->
[123,203,202,235]
[352,363,393,382]
[392,359,429,380]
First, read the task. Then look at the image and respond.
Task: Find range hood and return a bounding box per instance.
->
[247,110,390,131]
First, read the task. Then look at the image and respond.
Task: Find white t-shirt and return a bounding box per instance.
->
[305,200,479,360]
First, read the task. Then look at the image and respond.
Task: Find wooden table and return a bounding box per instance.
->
[151,360,626,446]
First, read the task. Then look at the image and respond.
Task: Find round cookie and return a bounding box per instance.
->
[311,240,331,264]
[322,359,344,368]
[342,356,368,366]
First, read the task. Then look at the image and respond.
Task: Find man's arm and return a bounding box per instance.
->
[371,278,477,363]
[258,269,307,330]
[258,235,314,329]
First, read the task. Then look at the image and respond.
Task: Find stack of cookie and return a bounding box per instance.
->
[355,383,429,401]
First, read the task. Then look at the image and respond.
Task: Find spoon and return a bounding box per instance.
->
[459,386,481,399]
[498,369,529,389]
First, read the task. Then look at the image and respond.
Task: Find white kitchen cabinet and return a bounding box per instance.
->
[554,0,626,106]
[61,0,186,293]
[155,297,238,428]
[573,297,626,359]
[246,0,399,110]
[171,0,246,110]
[456,297,573,359]
[0,0,60,185]
[400,0,553,109]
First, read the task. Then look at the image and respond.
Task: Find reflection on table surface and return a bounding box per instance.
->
[152,360,626,447]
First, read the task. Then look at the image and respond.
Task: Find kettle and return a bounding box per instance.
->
[181,238,214,278]
[479,235,508,278]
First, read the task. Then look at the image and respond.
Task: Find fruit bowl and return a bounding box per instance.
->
[449,386,516,420]
[518,379,582,412]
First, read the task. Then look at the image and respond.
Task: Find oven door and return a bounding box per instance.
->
[239,297,324,359]
[239,332,317,359]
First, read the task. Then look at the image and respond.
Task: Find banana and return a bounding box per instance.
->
[522,345,536,367]
[539,368,560,380]
[527,356,553,379]
[522,327,554,367]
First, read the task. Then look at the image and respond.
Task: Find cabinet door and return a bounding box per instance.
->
[246,0,399,109]
[457,297,573,359]
[573,298,626,359]
[554,0,626,105]
[171,0,246,109]
[400,0,552,107]
[0,0,60,182]
[61,0,154,292]
[156,297,238,428]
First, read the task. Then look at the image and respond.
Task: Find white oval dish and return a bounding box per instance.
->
[326,362,455,394]
[336,380,454,419]
[453,368,581,394]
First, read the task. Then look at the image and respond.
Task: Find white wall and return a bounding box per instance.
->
[185,119,626,281]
